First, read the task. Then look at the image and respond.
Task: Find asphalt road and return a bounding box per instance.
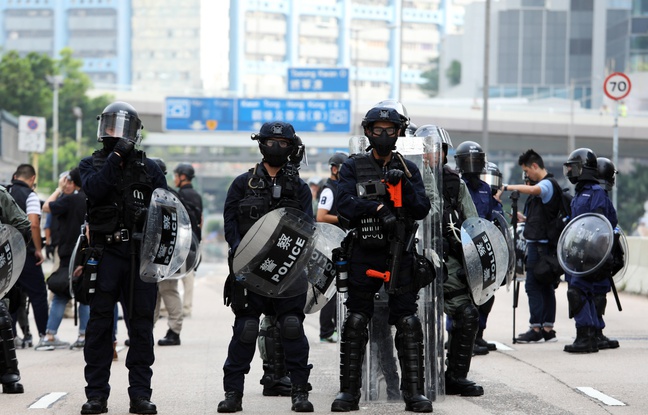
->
[4,261,647,414]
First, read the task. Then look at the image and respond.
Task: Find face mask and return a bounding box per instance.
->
[370,131,398,157]
[260,140,293,167]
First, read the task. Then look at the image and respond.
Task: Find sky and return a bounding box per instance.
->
[200,1,230,91]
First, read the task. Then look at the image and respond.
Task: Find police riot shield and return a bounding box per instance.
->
[417,131,445,401]
[304,223,346,314]
[461,217,509,305]
[349,136,370,156]
[557,213,614,277]
[0,225,27,299]
[613,226,629,284]
[68,228,88,298]
[491,211,516,289]
[140,188,193,283]
[233,207,316,298]
[171,233,201,279]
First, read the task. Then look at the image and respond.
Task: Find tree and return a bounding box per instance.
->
[0,48,113,190]
[616,162,648,233]
[446,60,461,86]
[419,57,439,97]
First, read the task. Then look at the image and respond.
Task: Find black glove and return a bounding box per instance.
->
[114,138,135,158]
[384,169,405,185]
[377,206,397,234]
[45,244,55,259]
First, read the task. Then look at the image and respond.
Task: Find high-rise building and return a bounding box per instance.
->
[0,0,201,92]
[227,0,465,103]
[131,0,202,93]
[444,0,634,109]
[0,0,132,87]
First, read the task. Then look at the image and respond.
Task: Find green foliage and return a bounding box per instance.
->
[419,57,439,97]
[0,48,113,179]
[616,163,648,233]
[446,60,462,86]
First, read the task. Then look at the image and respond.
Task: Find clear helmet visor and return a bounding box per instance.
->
[97,112,142,144]
[563,162,582,181]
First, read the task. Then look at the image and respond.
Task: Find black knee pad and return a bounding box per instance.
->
[279,315,302,340]
[343,312,369,340]
[452,303,479,331]
[566,287,586,319]
[593,294,607,316]
[240,319,259,344]
[395,314,423,341]
[0,300,12,329]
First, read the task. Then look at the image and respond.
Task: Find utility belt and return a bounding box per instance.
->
[91,228,130,245]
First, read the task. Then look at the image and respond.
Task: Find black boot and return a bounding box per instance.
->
[446,304,484,397]
[0,309,23,395]
[81,398,108,414]
[217,391,242,413]
[331,313,368,412]
[129,397,157,414]
[157,329,180,346]
[395,315,433,413]
[595,328,619,349]
[564,327,599,353]
[259,317,292,396]
[475,329,496,351]
[291,384,314,412]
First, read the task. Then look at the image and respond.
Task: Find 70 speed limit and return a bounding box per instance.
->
[603,72,632,101]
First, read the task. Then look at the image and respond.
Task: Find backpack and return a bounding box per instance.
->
[545,178,573,247]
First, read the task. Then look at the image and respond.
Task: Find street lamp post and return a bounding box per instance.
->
[46,75,64,182]
[73,106,83,158]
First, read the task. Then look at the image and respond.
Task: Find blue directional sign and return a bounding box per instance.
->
[287,67,349,93]
[165,97,235,131]
[237,98,350,133]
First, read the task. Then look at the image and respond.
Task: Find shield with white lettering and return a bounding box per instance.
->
[233,207,316,298]
[461,217,509,305]
[491,211,515,288]
[0,225,27,299]
[140,188,193,283]
[557,213,614,277]
[304,223,346,314]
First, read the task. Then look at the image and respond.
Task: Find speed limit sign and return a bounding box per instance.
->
[603,72,631,101]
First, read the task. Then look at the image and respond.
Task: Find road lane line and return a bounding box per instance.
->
[576,387,626,406]
[29,392,67,409]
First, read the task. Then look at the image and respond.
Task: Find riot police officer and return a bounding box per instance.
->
[0,186,31,394]
[455,142,503,354]
[426,129,485,397]
[79,101,167,414]
[331,104,432,413]
[219,121,314,413]
[562,149,618,354]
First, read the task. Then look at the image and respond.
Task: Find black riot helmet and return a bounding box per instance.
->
[329,152,348,168]
[415,124,453,165]
[373,99,410,136]
[454,140,486,174]
[174,162,195,180]
[97,101,143,146]
[480,161,502,195]
[150,157,168,175]
[251,121,304,167]
[597,157,616,191]
[563,147,598,184]
[361,106,404,157]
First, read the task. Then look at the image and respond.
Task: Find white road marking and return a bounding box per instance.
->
[29,392,67,409]
[576,387,626,406]
[493,341,513,351]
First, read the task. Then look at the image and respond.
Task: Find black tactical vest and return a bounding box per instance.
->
[237,163,302,237]
[523,173,561,241]
[8,180,36,253]
[87,149,154,233]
